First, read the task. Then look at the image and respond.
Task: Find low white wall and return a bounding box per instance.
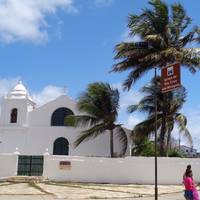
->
[43,156,200,184]
[0,154,199,185]
[0,154,18,178]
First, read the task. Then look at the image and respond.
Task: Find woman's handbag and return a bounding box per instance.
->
[193,188,200,200]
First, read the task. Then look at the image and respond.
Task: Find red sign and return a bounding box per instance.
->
[161,63,181,93]
[59,161,71,170]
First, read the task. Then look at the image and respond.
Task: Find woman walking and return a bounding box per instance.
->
[183,169,200,200]
[183,165,192,179]
[183,170,194,200]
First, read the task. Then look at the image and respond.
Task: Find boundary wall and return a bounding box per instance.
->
[1,154,200,184]
[0,154,18,179]
[43,155,200,184]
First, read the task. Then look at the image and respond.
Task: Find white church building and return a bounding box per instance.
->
[0,82,195,185]
[0,81,130,157]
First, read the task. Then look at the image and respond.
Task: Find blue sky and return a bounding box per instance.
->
[0,0,200,149]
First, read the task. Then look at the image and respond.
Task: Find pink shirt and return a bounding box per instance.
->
[183,177,194,190]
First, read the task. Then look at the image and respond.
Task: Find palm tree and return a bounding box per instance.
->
[128,76,192,156]
[66,82,128,158]
[111,0,200,90]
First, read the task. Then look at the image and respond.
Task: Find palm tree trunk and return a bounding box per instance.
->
[160,112,167,156]
[110,130,114,157]
[166,131,171,157]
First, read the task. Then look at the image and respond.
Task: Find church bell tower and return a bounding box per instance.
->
[0,81,35,127]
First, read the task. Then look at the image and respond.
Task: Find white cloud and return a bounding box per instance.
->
[125,115,144,130]
[32,85,67,106]
[112,82,143,129]
[0,0,77,43]
[0,78,19,98]
[94,0,114,7]
[120,90,143,113]
[112,83,143,113]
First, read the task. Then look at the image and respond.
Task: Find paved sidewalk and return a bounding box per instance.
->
[0,193,184,200]
[0,181,186,199]
[0,195,50,200]
[134,192,183,200]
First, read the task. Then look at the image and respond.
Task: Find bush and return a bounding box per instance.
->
[133,138,155,157]
[168,150,185,158]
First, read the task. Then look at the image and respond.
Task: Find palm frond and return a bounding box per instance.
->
[112,0,200,89]
[78,82,120,120]
[182,48,200,71]
[127,105,139,113]
[114,125,128,156]
[131,114,162,139]
[74,123,106,147]
[170,3,191,41]
[127,98,155,114]
[128,0,168,37]
[78,94,104,118]
[181,128,193,147]
[175,113,187,127]
[144,34,167,49]
[123,65,152,90]
[178,29,196,47]
[65,115,100,128]
[114,42,151,60]
[175,113,192,146]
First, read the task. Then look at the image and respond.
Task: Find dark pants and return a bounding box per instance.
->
[184,190,193,200]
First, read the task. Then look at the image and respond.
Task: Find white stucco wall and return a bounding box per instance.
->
[0,154,18,178]
[0,154,200,185]
[0,127,127,156]
[29,95,79,126]
[0,127,28,153]
[0,95,130,156]
[43,156,200,184]
[0,99,29,126]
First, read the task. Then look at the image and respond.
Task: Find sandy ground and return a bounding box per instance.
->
[0,181,188,199]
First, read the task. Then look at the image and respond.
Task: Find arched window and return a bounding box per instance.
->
[10,108,18,123]
[53,137,69,155]
[51,107,74,126]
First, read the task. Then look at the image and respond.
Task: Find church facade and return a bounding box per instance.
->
[0,81,130,157]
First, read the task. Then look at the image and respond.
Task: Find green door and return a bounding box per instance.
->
[17,156,44,176]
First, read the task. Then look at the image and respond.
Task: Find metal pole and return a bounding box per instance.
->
[179,132,181,152]
[154,67,158,200]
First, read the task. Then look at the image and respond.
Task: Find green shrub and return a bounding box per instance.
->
[168,150,185,158]
[133,138,155,157]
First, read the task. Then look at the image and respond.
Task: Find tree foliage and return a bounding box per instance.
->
[65,82,128,157]
[112,0,200,90]
[129,77,192,156]
[132,137,155,156]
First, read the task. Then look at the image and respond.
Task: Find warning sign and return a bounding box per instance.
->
[161,63,181,93]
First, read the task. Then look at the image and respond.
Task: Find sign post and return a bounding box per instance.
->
[154,62,181,200]
[154,68,158,200]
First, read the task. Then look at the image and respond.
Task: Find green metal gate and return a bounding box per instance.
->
[17,156,44,176]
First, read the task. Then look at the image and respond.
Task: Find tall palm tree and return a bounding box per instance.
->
[112,0,200,90]
[66,82,128,158]
[128,76,192,156]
